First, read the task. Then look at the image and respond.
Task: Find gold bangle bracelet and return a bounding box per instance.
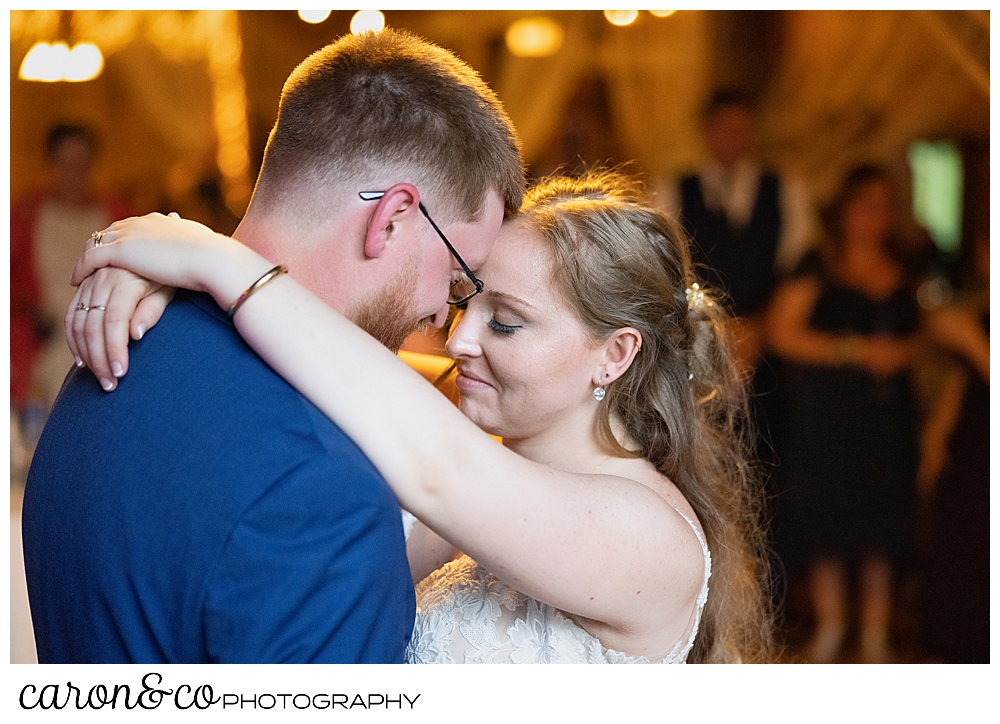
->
[227,264,289,320]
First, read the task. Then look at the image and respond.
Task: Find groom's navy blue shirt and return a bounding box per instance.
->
[22,291,415,663]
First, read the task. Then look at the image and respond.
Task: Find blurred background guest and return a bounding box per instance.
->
[766,165,922,663]
[658,89,813,371]
[655,88,815,511]
[10,123,130,449]
[916,232,989,663]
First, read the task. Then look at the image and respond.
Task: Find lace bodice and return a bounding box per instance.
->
[404,510,711,664]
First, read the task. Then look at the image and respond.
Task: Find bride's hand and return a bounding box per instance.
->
[66,268,174,391]
[70,212,253,294]
[69,212,274,390]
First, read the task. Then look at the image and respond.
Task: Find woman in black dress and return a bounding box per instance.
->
[767,165,922,663]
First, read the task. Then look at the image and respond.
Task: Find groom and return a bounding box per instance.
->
[22,29,523,663]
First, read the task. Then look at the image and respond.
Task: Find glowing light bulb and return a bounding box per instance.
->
[604,10,638,27]
[65,42,104,82]
[505,17,564,58]
[350,10,385,35]
[298,10,331,24]
[649,10,676,18]
[19,41,103,82]
[20,42,66,82]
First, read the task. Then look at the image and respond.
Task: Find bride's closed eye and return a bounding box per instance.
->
[487,318,521,335]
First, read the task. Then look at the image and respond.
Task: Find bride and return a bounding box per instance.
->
[68,171,773,663]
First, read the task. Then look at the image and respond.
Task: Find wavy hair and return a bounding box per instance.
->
[520,170,775,663]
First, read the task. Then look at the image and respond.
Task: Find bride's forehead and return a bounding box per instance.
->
[480,224,553,285]
[487,222,549,267]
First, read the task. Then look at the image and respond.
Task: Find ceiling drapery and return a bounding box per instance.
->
[757,10,989,203]
[10,10,989,216]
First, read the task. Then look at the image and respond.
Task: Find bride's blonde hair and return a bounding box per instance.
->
[521,170,775,663]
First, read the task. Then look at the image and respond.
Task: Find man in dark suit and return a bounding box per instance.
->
[657,88,813,475]
[662,89,812,368]
[21,29,524,663]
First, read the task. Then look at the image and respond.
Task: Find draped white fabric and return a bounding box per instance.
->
[11,10,987,215]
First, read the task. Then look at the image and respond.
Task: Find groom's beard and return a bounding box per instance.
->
[353,262,429,353]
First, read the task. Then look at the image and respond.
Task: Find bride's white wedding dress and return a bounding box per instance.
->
[404,509,711,664]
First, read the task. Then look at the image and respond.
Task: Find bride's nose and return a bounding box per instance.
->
[445,311,481,359]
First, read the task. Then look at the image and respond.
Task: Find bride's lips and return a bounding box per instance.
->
[455,367,493,391]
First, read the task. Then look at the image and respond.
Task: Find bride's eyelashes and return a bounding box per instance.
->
[487,318,521,336]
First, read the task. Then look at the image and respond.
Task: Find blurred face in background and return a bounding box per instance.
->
[841,179,894,247]
[49,136,95,202]
[703,104,754,168]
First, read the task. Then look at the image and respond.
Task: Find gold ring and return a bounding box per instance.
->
[91,230,105,247]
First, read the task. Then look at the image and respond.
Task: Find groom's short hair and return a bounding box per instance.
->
[253,29,524,224]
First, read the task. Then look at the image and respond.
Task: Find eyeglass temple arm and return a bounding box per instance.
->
[359,192,483,292]
[417,203,483,291]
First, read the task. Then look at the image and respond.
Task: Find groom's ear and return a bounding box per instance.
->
[364,183,421,259]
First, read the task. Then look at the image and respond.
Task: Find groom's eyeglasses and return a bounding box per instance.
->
[359,191,484,306]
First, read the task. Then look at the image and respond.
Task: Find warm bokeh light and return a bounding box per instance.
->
[350,10,385,35]
[206,11,253,214]
[604,10,639,27]
[19,42,65,82]
[505,17,564,58]
[19,41,104,82]
[297,10,332,24]
[649,10,676,18]
[64,43,104,82]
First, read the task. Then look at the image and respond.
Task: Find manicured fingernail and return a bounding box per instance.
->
[112,361,124,377]
[136,323,146,340]
[75,356,84,368]
[100,378,114,391]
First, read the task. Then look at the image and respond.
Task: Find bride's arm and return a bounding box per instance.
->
[73,217,703,642]
[407,520,459,584]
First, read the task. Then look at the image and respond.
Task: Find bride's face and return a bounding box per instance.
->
[445,220,605,440]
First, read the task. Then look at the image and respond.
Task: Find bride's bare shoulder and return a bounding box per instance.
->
[605,457,699,519]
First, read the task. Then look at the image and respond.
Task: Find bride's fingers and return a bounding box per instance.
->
[131,286,174,341]
[71,239,118,287]
[70,282,99,371]
[103,280,147,382]
[65,284,86,368]
[80,279,117,392]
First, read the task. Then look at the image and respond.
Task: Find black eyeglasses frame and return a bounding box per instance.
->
[359,191,484,305]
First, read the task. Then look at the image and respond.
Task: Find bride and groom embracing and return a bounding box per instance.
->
[23,29,772,664]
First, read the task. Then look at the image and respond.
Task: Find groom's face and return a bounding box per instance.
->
[359,189,505,351]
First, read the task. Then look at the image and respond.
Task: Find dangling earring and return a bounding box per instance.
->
[593,386,606,401]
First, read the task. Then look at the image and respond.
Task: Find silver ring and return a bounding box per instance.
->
[75,303,106,312]
[91,230,105,247]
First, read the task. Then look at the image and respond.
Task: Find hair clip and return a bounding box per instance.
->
[686,283,712,310]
